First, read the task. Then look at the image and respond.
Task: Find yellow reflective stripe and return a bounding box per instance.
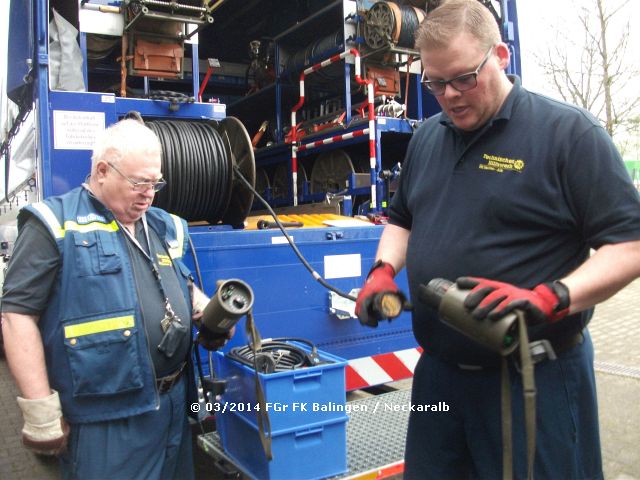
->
[31,203,65,239]
[156,254,172,266]
[63,220,119,234]
[64,315,135,338]
[168,214,184,259]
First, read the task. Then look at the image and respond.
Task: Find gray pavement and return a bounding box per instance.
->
[2,279,640,479]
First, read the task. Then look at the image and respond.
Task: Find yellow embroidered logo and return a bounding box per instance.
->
[479,154,525,173]
[156,254,173,267]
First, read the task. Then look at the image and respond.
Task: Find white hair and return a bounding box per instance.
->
[91,118,162,168]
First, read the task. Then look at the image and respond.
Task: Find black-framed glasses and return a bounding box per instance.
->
[421,46,495,96]
[107,162,166,192]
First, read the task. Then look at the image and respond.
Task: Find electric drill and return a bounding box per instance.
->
[419,278,519,355]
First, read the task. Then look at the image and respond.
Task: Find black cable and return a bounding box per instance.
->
[232,164,357,302]
[397,5,420,48]
[188,235,205,290]
[146,120,232,223]
[228,338,323,373]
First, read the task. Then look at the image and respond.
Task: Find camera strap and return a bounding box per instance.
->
[244,309,273,461]
[501,312,536,480]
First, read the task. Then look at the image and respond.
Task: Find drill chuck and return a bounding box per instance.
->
[419,278,519,355]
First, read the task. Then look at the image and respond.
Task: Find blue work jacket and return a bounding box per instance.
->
[20,186,194,423]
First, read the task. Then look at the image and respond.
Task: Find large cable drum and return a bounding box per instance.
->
[310,149,355,194]
[216,117,256,227]
[272,162,308,200]
[285,30,344,85]
[364,1,426,50]
[147,117,255,227]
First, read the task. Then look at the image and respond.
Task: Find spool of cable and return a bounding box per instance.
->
[364,1,426,50]
[146,117,255,226]
[227,338,323,373]
[285,30,343,83]
[397,5,424,48]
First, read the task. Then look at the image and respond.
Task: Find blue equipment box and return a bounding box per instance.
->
[217,412,348,480]
[213,345,347,430]
[213,345,349,479]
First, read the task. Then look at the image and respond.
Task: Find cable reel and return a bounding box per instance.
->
[364,1,426,50]
[309,149,355,195]
[254,168,271,199]
[272,162,308,201]
[146,116,255,227]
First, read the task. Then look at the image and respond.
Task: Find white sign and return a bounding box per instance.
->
[324,254,362,279]
[271,236,292,245]
[53,110,105,150]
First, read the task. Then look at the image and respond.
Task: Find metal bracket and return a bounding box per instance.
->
[329,289,359,320]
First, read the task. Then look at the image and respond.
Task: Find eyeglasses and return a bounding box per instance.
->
[421,46,494,96]
[107,162,166,192]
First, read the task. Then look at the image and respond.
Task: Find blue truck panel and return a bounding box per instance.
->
[185,225,416,360]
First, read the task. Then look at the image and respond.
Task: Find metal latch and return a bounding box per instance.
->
[529,340,557,363]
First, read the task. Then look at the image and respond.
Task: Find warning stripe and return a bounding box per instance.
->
[374,352,414,379]
[343,460,405,480]
[345,348,423,391]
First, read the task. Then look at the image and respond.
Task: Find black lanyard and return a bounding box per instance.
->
[118,215,178,331]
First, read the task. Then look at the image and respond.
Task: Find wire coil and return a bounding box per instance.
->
[147,120,232,223]
[397,5,422,48]
[364,1,426,50]
[227,338,323,373]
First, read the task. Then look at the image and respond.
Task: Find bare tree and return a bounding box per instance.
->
[537,0,639,142]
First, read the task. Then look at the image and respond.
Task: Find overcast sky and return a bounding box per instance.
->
[517,0,639,96]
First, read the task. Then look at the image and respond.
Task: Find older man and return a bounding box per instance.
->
[1,119,225,479]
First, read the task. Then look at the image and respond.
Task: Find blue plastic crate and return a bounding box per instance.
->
[217,410,348,480]
[213,344,348,431]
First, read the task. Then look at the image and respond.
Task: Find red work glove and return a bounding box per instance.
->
[456,277,570,325]
[16,390,70,456]
[356,261,407,328]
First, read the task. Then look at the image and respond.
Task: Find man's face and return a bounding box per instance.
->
[421,34,509,131]
[96,153,162,225]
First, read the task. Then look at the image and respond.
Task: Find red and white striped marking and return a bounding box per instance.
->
[297,128,369,152]
[346,347,423,391]
[290,48,377,207]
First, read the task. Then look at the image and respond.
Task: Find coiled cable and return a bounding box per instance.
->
[397,5,421,48]
[227,337,322,373]
[147,120,231,223]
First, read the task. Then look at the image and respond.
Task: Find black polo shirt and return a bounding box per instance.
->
[389,77,640,365]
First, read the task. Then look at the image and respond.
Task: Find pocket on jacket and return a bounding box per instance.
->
[63,313,144,397]
[73,231,122,277]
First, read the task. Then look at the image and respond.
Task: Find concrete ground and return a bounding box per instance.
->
[2,279,640,479]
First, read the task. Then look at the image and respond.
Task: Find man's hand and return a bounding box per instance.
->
[197,325,235,351]
[191,284,210,324]
[456,277,570,325]
[356,261,403,328]
[17,390,69,456]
